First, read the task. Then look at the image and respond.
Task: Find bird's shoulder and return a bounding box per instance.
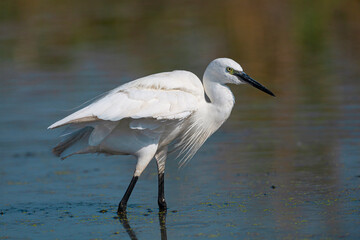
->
[114,70,204,97]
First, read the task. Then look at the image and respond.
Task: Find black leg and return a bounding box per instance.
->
[118,176,138,214]
[158,173,167,211]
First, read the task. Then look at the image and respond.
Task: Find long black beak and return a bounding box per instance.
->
[234,71,275,97]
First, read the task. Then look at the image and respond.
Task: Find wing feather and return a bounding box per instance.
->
[48,70,204,129]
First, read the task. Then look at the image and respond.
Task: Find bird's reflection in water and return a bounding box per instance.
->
[158,210,167,240]
[118,210,167,240]
[118,211,138,240]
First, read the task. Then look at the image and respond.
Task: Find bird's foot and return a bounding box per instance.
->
[117,202,127,214]
[158,198,167,212]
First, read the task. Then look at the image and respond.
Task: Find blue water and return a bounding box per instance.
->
[1,1,360,239]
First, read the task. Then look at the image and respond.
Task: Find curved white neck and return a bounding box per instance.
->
[203,75,235,125]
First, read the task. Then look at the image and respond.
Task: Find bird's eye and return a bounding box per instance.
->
[226,67,234,74]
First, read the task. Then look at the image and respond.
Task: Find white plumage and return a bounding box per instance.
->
[49,71,203,128]
[48,58,274,212]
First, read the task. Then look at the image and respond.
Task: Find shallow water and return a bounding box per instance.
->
[1,1,360,239]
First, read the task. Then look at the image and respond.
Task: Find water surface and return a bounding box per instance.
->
[1,0,360,239]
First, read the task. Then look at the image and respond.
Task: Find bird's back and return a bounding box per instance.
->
[115,70,204,97]
[49,70,205,129]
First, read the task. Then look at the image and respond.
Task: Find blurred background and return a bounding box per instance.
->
[0,0,359,239]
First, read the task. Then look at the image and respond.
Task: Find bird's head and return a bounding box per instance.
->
[205,58,275,97]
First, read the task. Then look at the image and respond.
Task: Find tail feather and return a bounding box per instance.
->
[53,126,93,158]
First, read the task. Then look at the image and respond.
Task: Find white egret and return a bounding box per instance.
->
[48,58,275,213]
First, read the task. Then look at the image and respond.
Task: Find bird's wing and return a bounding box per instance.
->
[48,70,205,129]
